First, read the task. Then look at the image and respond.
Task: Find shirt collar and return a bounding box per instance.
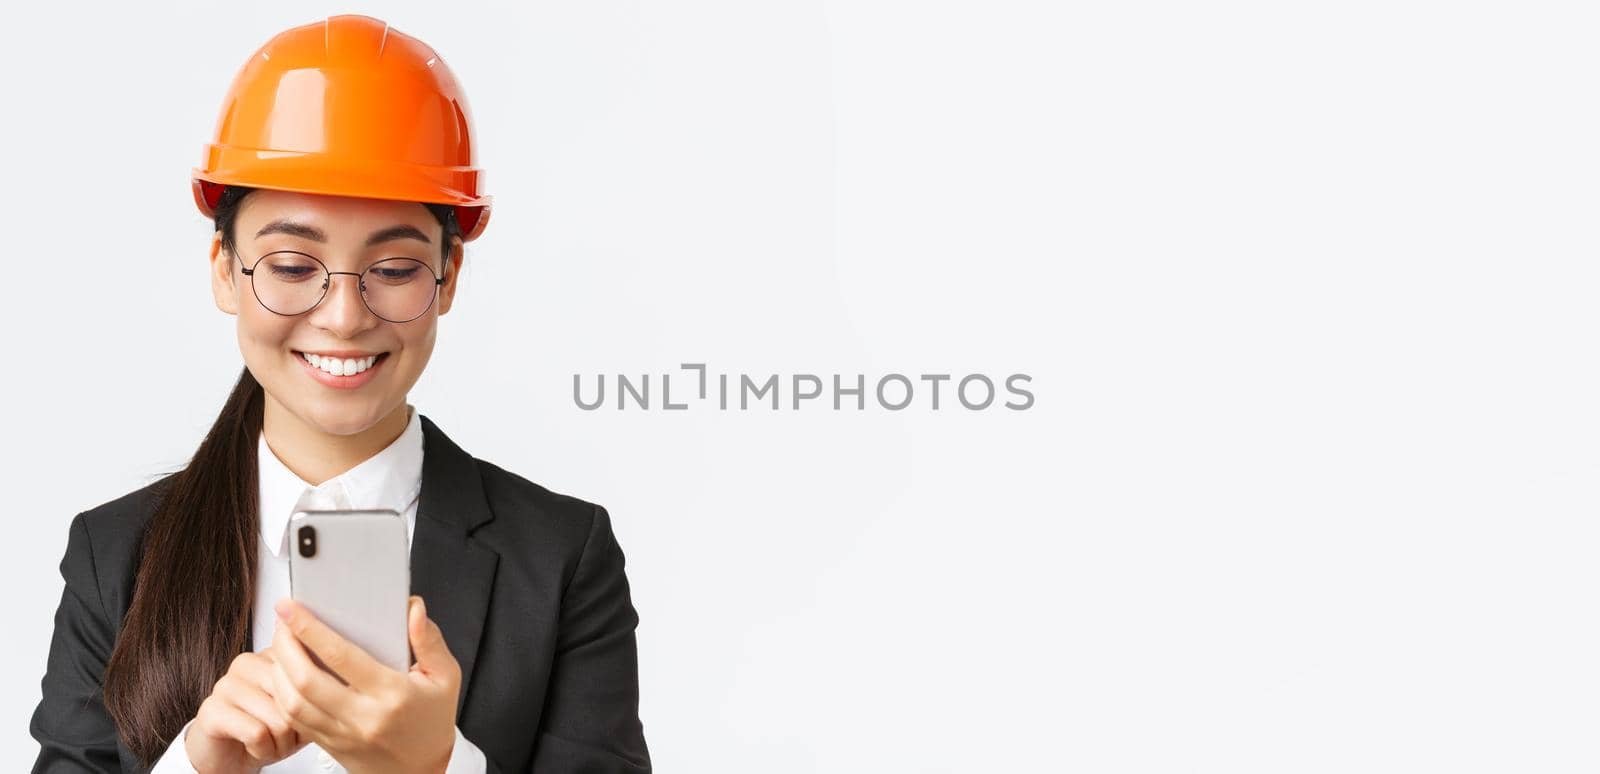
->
[257,405,424,557]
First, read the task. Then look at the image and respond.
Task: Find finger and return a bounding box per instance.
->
[271,615,362,717]
[207,700,278,763]
[408,596,459,680]
[230,651,281,697]
[274,597,391,692]
[228,679,301,761]
[269,657,346,747]
[217,661,299,761]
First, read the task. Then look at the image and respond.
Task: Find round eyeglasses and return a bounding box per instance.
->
[238,251,446,324]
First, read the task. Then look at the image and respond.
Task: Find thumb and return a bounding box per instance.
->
[408,596,457,677]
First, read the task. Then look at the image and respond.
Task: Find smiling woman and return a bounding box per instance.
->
[29,14,651,774]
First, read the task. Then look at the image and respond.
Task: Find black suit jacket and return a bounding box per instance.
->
[30,414,651,773]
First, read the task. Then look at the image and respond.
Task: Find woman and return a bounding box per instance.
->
[29,15,651,774]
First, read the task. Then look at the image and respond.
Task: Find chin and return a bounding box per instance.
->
[298,401,388,437]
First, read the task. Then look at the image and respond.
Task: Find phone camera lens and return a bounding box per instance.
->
[297,525,317,558]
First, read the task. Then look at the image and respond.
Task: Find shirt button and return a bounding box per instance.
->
[317,747,337,770]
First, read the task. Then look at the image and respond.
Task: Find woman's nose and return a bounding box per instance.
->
[309,272,379,337]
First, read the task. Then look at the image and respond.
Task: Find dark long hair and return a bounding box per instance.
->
[102,186,462,765]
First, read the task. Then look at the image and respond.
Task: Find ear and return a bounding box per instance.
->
[436,237,466,316]
[209,231,240,316]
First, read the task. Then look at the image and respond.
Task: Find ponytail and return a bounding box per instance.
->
[102,366,263,765]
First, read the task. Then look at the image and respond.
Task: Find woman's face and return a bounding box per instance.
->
[209,190,463,437]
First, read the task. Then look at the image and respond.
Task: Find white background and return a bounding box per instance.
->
[1,1,1596,772]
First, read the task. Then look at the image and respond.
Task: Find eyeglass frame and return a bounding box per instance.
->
[236,250,449,323]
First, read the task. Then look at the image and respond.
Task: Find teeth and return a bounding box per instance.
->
[301,353,379,376]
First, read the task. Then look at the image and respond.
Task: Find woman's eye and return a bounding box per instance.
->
[372,266,420,282]
[268,265,318,280]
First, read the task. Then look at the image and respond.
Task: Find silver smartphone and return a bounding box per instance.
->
[287,508,411,672]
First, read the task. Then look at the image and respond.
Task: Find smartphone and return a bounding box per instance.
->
[287,508,411,672]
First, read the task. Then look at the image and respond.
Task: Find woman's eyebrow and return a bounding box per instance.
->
[365,224,432,246]
[252,220,431,246]
[255,220,325,241]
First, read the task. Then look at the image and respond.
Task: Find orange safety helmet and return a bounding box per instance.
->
[191,14,491,241]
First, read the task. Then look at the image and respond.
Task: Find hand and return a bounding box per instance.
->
[267,595,462,774]
[185,650,306,774]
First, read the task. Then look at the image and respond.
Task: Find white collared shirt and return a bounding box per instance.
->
[151,405,487,773]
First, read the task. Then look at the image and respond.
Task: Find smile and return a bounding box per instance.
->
[292,350,391,389]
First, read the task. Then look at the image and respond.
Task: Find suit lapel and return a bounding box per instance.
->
[411,414,500,718]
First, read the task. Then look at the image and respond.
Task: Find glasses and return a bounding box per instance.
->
[238,251,446,323]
